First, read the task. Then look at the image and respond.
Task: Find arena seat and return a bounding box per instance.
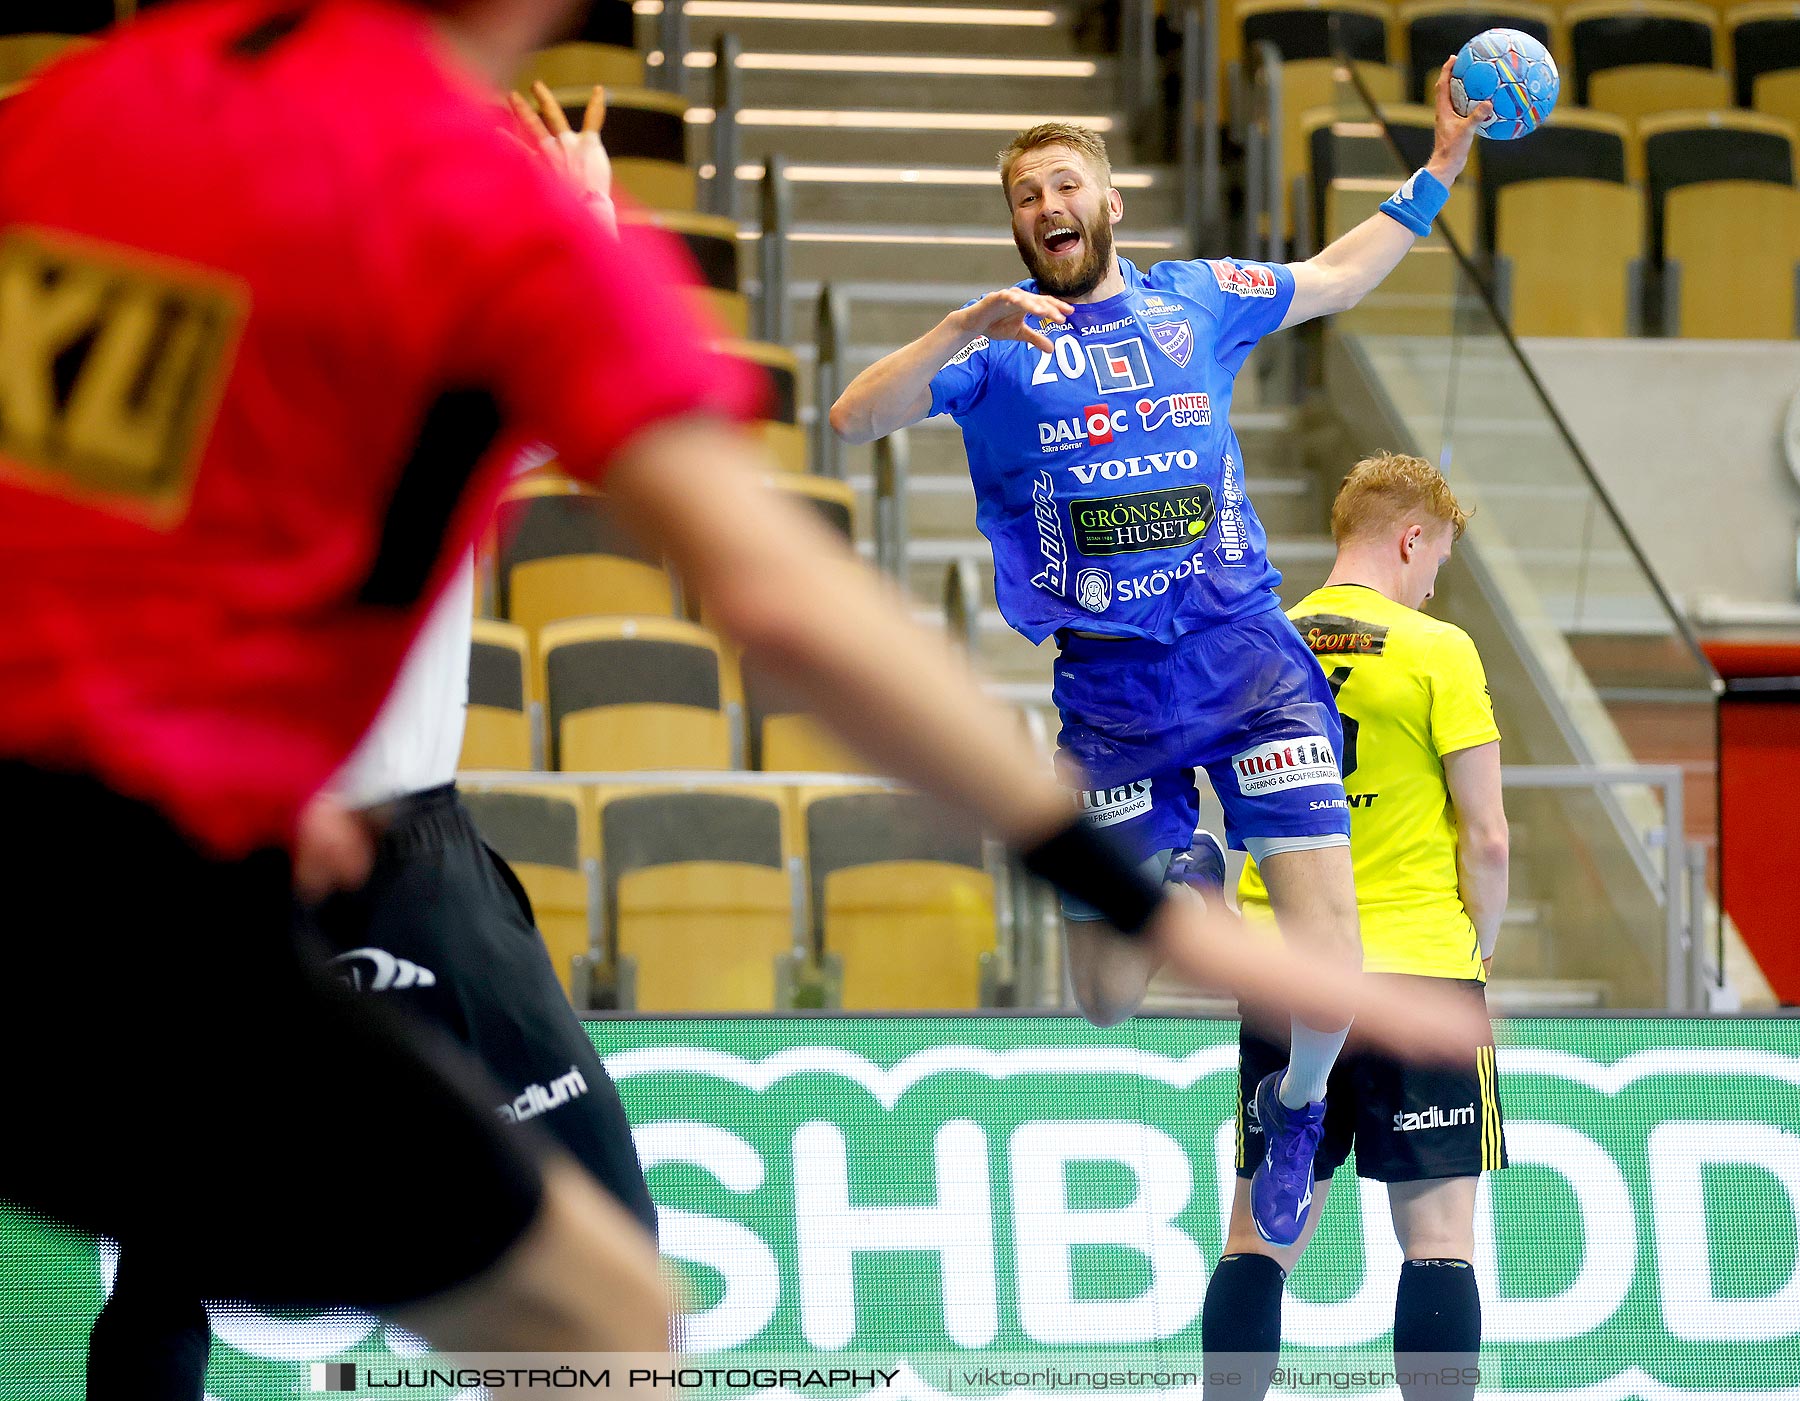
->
[1730,3,1800,108]
[1495,178,1645,333]
[1238,0,1394,64]
[717,340,806,472]
[597,785,798,1009]
[461,784,594,999]
[495,476,674,636]
[1756,68,1800,129]
[1279,61,1406,240]
[1303,101,1445,251]
[1565,0,1721,106]
[770,473,854,541]
[1640,108,1796,259]
[0,0,111,84]
[541,616,733,771]
[1664,180,1800,335]
[1396,1,1557,102]
[462,619,536,770]
[556,86,695,212]
[1586,63,1732,127]
[627,210,748,337]
[801,788,995,1009]
[1475,106,1631,246]
[1325,176,1479,331]
[515,0,643,90]
[744,666,874,774]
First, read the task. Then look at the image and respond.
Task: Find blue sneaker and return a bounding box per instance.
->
[1166,831,1227,903]
[1250,1070,1326,1246]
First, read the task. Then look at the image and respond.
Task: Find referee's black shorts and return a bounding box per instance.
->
[1235,975,1507,1183]
[0,762,546,1310]
[298,784,655,1236]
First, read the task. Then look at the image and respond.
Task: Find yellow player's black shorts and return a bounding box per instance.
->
[1234,975,1507,1183]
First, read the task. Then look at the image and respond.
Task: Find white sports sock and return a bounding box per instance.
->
[1280,1018,1351,1108]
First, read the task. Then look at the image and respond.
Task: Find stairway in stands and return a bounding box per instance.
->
[643,0,1331,713]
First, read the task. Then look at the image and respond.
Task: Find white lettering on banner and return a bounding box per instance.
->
[1066,449,1199,486]
[793,1119,998,1349]
[1475,1122,1638,1343]
[1232,735,1340,795]
[635,1122,782,1350]
[1648,1120,1800,1342]
[1010,1122,1207,1343]
[1079,780,1151,827]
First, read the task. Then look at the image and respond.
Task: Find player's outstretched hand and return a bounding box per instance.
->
[955,287,1075,355]
[509,81,614,212]
[1146,897,1492,1065]
[1427,56,1493,183]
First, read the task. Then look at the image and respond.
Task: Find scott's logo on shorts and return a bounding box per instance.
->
[1231,736,1340,796]
[1078,780,1152,828]
[1394,1104,1476,1133]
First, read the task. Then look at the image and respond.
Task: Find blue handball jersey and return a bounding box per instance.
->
[929,256,1294,644]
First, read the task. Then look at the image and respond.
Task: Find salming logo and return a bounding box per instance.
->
[497,1065,590,1123]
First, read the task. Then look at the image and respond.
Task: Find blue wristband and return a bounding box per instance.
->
[1379,167,1449,236]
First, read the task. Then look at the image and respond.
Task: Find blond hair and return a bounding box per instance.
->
[1331,452,1470,545]
[997,123,1113,195]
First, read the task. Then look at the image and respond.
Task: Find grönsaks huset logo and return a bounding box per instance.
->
[311,1362,356,1392]
[1069,483,1214,556]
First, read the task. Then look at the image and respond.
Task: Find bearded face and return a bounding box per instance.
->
[1007,146,1119,300]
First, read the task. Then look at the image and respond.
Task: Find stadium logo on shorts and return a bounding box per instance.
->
[1231,736,1340,795]
[310,1362,356,1391]
[1078,780,1152,827]
[1075,568,1112,613]
[497,1065,591,1124]
[327,947,437,994]
[1394,1103,1477,1133]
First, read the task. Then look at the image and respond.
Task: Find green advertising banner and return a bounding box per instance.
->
[5,1016,1799,1398]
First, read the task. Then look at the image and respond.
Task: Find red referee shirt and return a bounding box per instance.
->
[0,0,757,855]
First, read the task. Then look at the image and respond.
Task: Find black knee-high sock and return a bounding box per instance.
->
[1202,1252,1285,1401]
[86,1249,211,1401]
[1394,1258,1480,1401]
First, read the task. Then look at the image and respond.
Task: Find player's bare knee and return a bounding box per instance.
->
[1064,920,1155,1027]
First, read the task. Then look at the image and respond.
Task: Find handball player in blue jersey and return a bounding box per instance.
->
[832,64,1490,1245]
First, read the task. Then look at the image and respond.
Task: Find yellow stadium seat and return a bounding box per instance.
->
[802,788,995,1010]
[1397,2,1559,102]
[1326,177,1479,332]
[597,786,799,1010]
[1664,180,1800,336]
[496,477,675,635]
[541,617,734,771]
[1733,5,1800,106]
[626,210,748,337]
[556,86,695,213]
[1496,178,1645,334]
[461,784,594,999]
[461,618,536,770]
[1276,61,1406,238]
[0,33,91,83]
[718,340,805,472]
[1565,1,1722,106]
[1586,63,1731,127]
[770,474,854,541]
[516,43,645,91]
[1755,69,1800,130]
[1640,108,1796,257]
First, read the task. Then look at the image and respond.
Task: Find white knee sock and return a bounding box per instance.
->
[1280,1018,1351,1108]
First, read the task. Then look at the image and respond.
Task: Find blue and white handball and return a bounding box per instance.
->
[1450,28,1559,140]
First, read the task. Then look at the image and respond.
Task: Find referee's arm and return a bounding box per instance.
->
[1445,740,1510,970]
[1277,58,1488,330]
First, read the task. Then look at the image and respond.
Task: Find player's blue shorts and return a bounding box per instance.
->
[1053,601,1349,909]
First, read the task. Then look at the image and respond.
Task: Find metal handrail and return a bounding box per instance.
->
[1118,0,1159,147]
[655,0,686,94]
[873,430,910,581]
[757,154,791,344]
[1252,40,1285,263]
[1177,0,1224,257]
[1499,764,1698,1011]
[710,32,741,222]
[812,285,848,480]
[944,556,980,654]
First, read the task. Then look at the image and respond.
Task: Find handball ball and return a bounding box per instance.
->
[1450,28,1559,140]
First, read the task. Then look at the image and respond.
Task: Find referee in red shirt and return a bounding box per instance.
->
[0,0,1485,1368]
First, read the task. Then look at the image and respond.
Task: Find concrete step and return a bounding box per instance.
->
[680,50,1120,116]
[1485,979,1609,1013]
[640,1,1094,58]
[708,115,1114,168]
[718,160,1180,225]
[759,224,1190,293]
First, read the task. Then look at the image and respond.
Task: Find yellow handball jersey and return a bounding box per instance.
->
[1238,584,1501,980]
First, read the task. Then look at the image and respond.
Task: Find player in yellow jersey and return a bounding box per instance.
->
[1201,453,1510,1401]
